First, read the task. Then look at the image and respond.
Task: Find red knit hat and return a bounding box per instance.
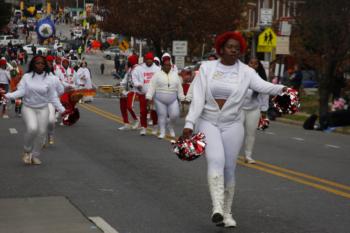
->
[144,52,154,60]
[215,31,247,55]
[0,59,6,66]
[128,55,139,66]
[46,55,55,62]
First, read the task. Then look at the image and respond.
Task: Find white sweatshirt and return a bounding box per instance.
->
[140,63,161,94]
[242,89,269,111]
[5,72,65,113]
[185,60,284,130]
[76,67,92,89]
[146,70,185,101]
[131,65,145,94]
[0,68,11,85]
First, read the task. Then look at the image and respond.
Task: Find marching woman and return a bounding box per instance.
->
[242,58,269,164]
[3,55,66,165]
[9,61,24,117]
[76,61,93,103]
[181,32,286,227]
[118,55,139,130]
[46,55,65,145]
[146,54,185,139]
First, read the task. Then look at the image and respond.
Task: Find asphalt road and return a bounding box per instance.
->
[0,95,349,233]
[1,36,349,233]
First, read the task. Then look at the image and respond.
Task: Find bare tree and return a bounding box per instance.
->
[100,0,241,56]
[0,0,12,31]
[294,0,350,117]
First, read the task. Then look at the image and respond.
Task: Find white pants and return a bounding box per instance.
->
[196,118,244,187]
[22,105,49,157]
[243,108,261,159]
[154,92,179,135]
[48,103,56,137]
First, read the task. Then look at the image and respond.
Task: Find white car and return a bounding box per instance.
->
[22,44,49,55]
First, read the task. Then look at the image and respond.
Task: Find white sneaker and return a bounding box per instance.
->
[168,127,176,138]
[22,153,32,165]
[152,125,158,135]
[158,133,165,139]
[2,114,9,119]
[131,120,140,129]
[31,157,42,165]
[245,157,256,164]
[118,124,131,130]
[140,127,146,136]
[48,135,54,145]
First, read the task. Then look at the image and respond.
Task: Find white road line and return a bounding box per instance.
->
[89,216,119,233]
[265,132,275,135]
[291,137,305,141]
[325,144,340,149]
[9,128,18,134]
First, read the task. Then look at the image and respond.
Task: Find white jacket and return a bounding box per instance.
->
[146,70,185,101]
[5,72,65,113]
[185,60,284,130]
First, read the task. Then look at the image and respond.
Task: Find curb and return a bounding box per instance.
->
[275,117,350,135]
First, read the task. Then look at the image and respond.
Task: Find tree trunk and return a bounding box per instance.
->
[152,39,162,58]
[318,59,337,118]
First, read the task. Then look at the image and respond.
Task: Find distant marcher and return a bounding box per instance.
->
[100,63,105,75]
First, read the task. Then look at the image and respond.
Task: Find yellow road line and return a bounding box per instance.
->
[237,160,350,199]
[80,104,350,199]
[239,158,350,192]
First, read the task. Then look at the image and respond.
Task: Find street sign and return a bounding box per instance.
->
[172,41,188,56]
[175,56,185,69]
[258,27,277,47]
[280,21,292,36]
[257,45,273,53]
[119,39,129,51]
[260,8,273,26]
[276,36,290,55]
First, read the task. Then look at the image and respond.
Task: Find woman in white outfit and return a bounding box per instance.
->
[181,32,286,227]
[242,58,269,164]
[146,55,185,139]
[76,61,93,102]
[3,55,66,165]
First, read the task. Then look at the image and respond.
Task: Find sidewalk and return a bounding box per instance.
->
[0,196,102,233]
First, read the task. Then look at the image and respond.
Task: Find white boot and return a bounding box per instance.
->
[208,175,224,223]
[220,185,237,228]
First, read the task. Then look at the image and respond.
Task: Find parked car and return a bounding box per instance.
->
[22,44,49,55]
[103,47,120,60]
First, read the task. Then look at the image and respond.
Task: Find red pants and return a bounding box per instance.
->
[120,92,137,124]
[137,93,157,128]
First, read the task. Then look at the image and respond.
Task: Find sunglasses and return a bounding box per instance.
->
[34,62,45,65]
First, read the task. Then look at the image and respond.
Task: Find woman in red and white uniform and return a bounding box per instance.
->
[118,55,139,130]
[131,53,160,136]
[146,54,185,138]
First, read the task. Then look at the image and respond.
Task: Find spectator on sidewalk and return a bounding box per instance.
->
[100,63,105,75]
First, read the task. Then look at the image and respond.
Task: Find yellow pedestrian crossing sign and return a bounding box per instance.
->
[119,39,129,51]
[258,27,277,47]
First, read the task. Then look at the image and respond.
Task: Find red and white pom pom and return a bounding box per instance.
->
[0,92,7,106]
[257,116,270,130]
[172,132,206,161]
[272,88,300,114]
